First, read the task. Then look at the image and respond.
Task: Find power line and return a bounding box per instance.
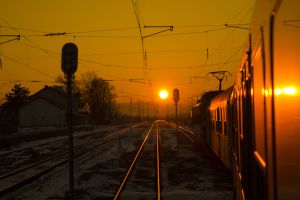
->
[1,25,245,40]
[0,25,48,34]
[1,24,139,33]
[0,52,55,80]
[69,34,138,39]
[70,46,241,57]
[13,39,142,76]
[115,89,150,99]
[0,80,54,85]
[17,41,59,56]
[79,58,140,69]
[14,39,243,71]
[132,0,147,79]
[149,59,240,70]
[147,28,227,37]
[225,0,254,23]
[71,27,139,33]
[0,68,29,80]
[0,34,20,45]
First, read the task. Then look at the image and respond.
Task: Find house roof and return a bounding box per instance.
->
[25,85,68,110]
[22,85,82,113]
[30,86,66,99]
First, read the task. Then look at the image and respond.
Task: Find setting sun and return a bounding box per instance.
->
[159,89,169,100]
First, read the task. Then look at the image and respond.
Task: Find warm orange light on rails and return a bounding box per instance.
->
[159,89,169,100]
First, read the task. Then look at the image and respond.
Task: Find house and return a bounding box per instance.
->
[19,86,89,127]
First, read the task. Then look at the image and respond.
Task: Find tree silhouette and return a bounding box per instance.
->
[80,71,117,124]
[54,74,81,95]
[2,83,30,125]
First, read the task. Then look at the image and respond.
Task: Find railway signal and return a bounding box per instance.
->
[173,88,179,104]
[61,42,78,200]
[173,88,180,126]
[61,43,78,77]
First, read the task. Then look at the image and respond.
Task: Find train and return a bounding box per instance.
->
[192,0,300,200]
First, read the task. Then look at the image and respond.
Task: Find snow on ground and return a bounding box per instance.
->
[0,125,125,174]
[0,125,121,154]
[158,125,233,200]
[1,125,148,200]
[1,122,233,200]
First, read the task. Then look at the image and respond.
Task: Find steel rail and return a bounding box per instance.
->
[0,122,148,197]
[0,121,146,180]
[0,121,145,158]
[113,122,155,200]
[165,121,200,144]
[156,123,161,200]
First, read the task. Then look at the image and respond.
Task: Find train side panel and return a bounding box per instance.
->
[273,1,300,199]
[209,88,233,169]
[234,0,300,200]
[234,0,275,199]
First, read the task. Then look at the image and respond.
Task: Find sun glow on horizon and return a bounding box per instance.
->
[159,89,169,100]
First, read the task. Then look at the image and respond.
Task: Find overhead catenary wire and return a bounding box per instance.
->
[11,38,244,70]
[203,1,253,67]
[1,23,128,82]
[0,31,243,91]
[225,0,255,24]
[115,89,151,99]
[0,0,254,101]
[0,80,54,85]
[2,37,242,72]
[2,24,242,37]
[0,52,56,80]
[132,0,147,77]
[1,24,236,35]
[0,17,61,66]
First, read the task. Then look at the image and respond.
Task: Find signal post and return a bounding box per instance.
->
[173,88,180,126]
[61,43,78,200]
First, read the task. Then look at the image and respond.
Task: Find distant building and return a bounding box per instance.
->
[19,86,89,127]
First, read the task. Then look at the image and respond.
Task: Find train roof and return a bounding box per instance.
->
[193,90,221,108]
[210,86,234,108]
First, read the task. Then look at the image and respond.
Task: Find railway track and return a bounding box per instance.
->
[112,120,212,200]
[1,121,233,199]
[112,120,166,200]
[0,122,147,197]
[165,121,200,144]
[113,122,156,199]
[0,124,141,173]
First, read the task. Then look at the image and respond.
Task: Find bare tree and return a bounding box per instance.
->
[80,71,117,124]
[54,74,81,95]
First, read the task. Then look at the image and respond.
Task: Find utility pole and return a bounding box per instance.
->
[207,71,232,91]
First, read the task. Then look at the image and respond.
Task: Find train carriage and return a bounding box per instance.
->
[233,0,300,199]
[208,87,234,169]
[193,1,300,199]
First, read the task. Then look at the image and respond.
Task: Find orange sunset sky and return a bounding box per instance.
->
[0,0,254,106]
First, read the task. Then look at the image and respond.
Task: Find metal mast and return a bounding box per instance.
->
[207,71,232,91]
